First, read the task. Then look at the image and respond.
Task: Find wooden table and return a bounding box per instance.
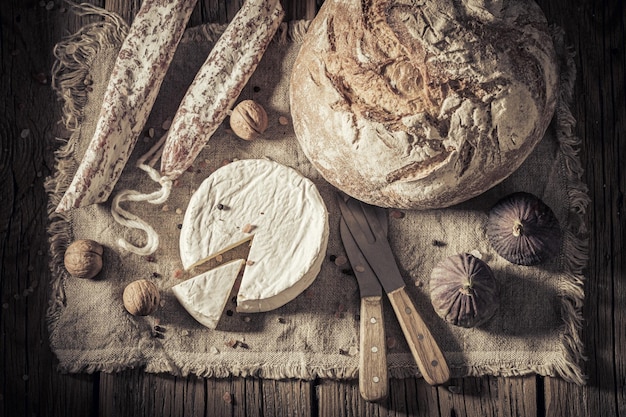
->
[1,0,623,415]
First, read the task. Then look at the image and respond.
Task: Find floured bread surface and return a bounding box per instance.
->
[180,159,329,313]
[290,0,559,209]
[172,259,245,329]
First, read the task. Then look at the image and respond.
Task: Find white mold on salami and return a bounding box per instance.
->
[159,0,285,180]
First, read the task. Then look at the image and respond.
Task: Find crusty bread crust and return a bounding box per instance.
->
[290,0,558,209]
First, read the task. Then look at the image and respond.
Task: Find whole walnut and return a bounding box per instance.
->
[64,239,103,279]
[230,100,269,140]
[123,279,160,316]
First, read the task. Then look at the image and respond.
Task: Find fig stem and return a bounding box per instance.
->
[459,283,474,295]
[512,220,524,237]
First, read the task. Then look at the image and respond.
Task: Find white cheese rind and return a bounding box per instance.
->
[180,159,329,313]
[172,259,245,329]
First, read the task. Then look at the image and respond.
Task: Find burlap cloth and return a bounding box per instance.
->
[46,4,589,384]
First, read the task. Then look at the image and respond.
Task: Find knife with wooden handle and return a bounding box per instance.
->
[338,195,450,386]
[339,217,388,402]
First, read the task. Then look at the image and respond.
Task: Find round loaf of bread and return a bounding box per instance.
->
[290,0,559,209]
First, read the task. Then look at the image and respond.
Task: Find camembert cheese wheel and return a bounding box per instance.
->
[180,159,329,313]
[172,259,245,329]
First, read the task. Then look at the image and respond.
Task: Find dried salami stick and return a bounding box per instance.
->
[55,0,198,213]
[159,0,285,179]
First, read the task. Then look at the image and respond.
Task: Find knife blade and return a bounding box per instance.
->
[337,195,450,386]
[339,217,388,402]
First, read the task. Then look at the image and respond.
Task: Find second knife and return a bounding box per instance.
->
[339,217,388,402]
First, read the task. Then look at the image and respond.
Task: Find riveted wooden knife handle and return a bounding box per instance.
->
[359,296,388,402]
[387,287,450,385]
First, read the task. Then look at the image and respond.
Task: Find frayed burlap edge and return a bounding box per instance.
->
[45,5,588,384]
[44,2,129,355]
[543,25,589,386]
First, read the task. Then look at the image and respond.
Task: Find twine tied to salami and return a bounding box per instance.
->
[111,136,172,255]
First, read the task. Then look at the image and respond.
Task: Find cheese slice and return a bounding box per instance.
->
[171,259,245,329]
[180,159,329,312]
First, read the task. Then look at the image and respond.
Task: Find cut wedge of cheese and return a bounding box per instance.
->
[180,159,329,313]
[172,259,245,329]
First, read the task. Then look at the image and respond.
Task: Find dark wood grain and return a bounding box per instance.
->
[534,1,626,417]
[1,0,624,416]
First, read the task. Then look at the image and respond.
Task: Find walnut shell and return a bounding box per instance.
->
[64,239,103,279]
[123,279,160,316]
[430,253,499,328]
[487,192,561,265]
[230,100,268,140]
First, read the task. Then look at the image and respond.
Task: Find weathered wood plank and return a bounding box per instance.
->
[317,378,442,417]
[100,370,207,417]
[100,373,316,416]
[537,0,625,415]
[0,1,100,416]
[438,376,537,417]
[191,0,224,26]
[260,379,314,417]
[105,0,142,23]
